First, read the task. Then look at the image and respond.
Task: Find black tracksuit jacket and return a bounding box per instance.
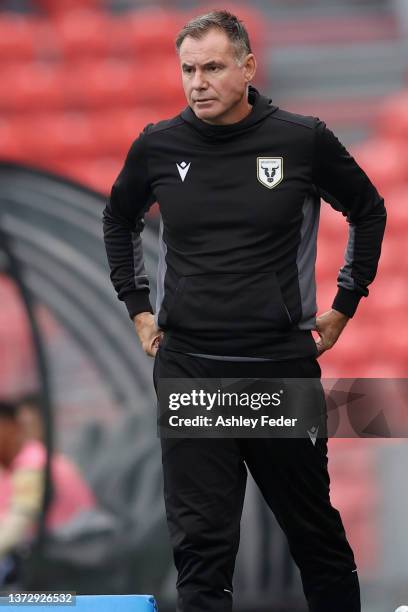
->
[103,86,386,360]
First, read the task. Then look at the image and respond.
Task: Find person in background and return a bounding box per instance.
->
[0,398,96,569]
[16,394,44,443]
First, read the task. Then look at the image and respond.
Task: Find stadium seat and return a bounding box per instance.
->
[111,9,185,59]
[319,201,349,239]
[374,241,399,275]
[0,14,36,62]
[62,60,139,109]
[368,273,407,313]
[52,157,123,194]
[52,11,113,60]
[14,114,97,162]
[262,14,397,47]
[34,0,102,15]
[316,235,344,281]
[330,446,378,571]
[61,57,185,109]
[0,63,65,112]
[0,119,25,161]
[352,139,407,193]
[60,58,183,109]
[88,109,162,156]
[135,58,185,106]
[335,324,379,364]
[377,90,408,141]
[384,187,408,231]
[86,157,124,194]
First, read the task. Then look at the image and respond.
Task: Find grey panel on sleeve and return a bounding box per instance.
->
[296,191,320,330]
[337,224,356,291]
[131,229,150,292]
[154,217,167,327]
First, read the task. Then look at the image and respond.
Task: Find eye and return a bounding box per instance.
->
[183,66,193,74]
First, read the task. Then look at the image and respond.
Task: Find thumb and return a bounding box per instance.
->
[152,331,164,349]
[315,341,325,356]
[315,329,325,356]
[314,314,324,332]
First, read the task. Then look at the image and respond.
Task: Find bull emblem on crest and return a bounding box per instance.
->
[257,157,283,189]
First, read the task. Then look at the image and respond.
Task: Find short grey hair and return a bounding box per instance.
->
[175,10,252,64]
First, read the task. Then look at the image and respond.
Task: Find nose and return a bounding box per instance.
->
[191,69,208,90]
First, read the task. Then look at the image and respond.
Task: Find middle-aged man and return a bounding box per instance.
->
[103,10,386,612]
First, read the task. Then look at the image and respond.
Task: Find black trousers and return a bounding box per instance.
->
[153,347,360,612]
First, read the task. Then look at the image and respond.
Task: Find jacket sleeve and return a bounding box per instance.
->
[103,125,156,320]
[313,119,387,318]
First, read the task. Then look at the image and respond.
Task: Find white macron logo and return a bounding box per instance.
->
[176,161,191,182]
[307,426,319,446]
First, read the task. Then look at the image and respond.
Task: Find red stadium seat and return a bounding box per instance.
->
[368,273,407,313]
[52,157,122,194]
[2,17,58,62]
[79,157,123,194]
[0,63,65,112]
[384,187,408,232]
[333,324,379,365]
[375,240,400,275]
[62,60,139,109]
[62,57,185,110]
[0,14,36,61]
[135,58,185,106]
[34,0,102,15]
[352,139,407,193]
[319,200,349,239]
[88,109,162,156]
[52,11,113,60]
[377,90,408,141]
[316,238,341,281]
[330,445,379,571]
[0,118,25,161]
[14,113,96,162]
[111,10,185,59]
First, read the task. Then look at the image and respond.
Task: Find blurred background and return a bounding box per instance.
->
[0,0,407,610]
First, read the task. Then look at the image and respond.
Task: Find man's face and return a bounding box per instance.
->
[179,28,256,125]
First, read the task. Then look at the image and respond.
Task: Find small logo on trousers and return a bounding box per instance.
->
[307,425,319,446]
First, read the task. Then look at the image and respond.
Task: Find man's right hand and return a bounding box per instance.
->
[133,312,163,357]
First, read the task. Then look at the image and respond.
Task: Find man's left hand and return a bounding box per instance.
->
[315,308,349,356]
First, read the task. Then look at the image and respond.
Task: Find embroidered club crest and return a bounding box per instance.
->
[257,157,283,189]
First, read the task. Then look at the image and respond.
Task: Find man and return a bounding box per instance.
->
[103,10,386,612]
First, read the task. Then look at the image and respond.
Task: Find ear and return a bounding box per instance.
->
[243,54,257,83]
